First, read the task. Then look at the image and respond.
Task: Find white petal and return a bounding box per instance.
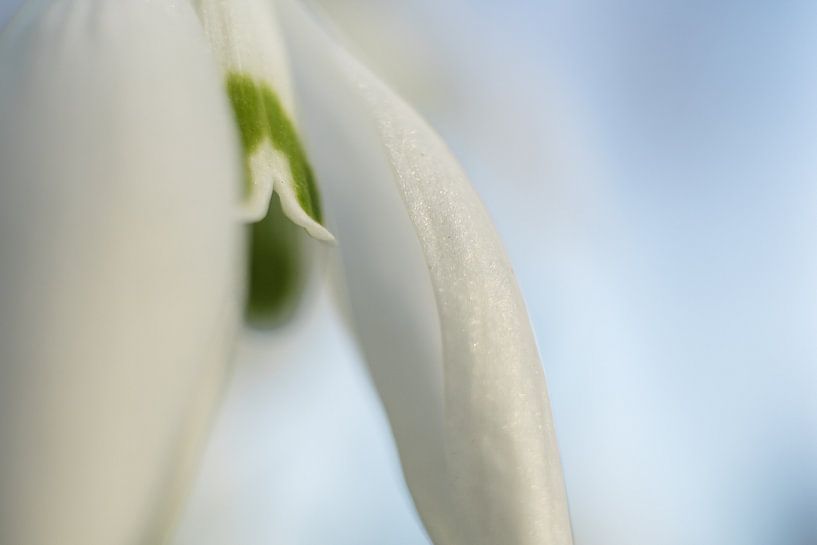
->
[279,3,573,544]
[0,2,241,544]
[193,0,333,241]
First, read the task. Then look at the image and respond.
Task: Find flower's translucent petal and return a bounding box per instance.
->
[0,2,242,544]
[279,3,574,544]
[193,0,333,242]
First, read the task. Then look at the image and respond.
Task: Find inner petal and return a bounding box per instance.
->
[193,0,333,242]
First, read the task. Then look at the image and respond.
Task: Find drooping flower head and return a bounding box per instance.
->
[0,1,572,544]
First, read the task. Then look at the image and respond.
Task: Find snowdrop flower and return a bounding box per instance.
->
[0,1,572,544]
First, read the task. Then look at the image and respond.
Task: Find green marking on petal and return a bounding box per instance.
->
[226,74,327,321]
[225,72,324,225]
[226,74,265,196]
[259,84,323,223]
[226,74,266,154]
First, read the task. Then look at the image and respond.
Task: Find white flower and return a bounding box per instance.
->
[0,1,572,544]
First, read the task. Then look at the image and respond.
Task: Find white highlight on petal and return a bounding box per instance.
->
[0,2,242,544]
[279,2,574,544]
[237,142,277,222]
[274,161,336,242]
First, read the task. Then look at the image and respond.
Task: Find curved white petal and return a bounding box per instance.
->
[279,3,573,544]
[0,2,242,544]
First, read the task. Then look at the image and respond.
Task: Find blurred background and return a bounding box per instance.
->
[4,0,812,544]
[172,1,817,544]
[155,1,817,544]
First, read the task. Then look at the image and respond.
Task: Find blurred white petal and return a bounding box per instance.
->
[0,2,242,544]
[280,2,573,544]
